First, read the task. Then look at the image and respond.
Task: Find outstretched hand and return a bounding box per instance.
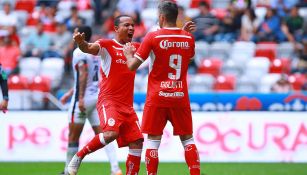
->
[182,21,196,33]
[73,28,86,45]
[123,42,136,58]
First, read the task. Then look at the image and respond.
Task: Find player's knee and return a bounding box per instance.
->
[129,138,144,149]
[103,131,118,143]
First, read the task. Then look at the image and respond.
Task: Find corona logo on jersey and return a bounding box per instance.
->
[159,40,189,49]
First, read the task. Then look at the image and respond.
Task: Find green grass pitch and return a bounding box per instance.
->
[0,162,306,175]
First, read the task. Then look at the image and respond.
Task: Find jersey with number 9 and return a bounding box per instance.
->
[135,28,195,107]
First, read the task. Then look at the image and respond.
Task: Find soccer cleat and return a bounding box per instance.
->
[111,169,123,175]
[67,155,82,175]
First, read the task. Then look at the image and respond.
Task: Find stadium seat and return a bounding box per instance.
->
[197,58,222,77]
[29,75,51,109]
[277,42,295,58]
[14,0,36,13]
[244,57,270,81]
[209,42,232,61]
[213,74,236,91]
[269,58,291,74]
[40,57,65,89]
[19,57,41,78]
[29,75,51,92]
[195,41,210,66]
[141,8,158,30]
[255,43,277,62]
[288,74,306,91]
[255,7,267,20]
[222,59,243,77]
[236,75,258,92]
[7,75,31,109]
[259,73,282,93]
[189,73,214,92]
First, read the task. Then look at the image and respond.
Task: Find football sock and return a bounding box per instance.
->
[104,142,121,172]
[182,138,201,175]
[126,149,142,175]
[76,133,106,159]
[65,142,79,171]
[145,139,161,175]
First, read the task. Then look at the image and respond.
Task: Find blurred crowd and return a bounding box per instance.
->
[0,0,306,96]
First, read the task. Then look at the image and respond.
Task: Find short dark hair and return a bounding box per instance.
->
[158,1,178,24]
[199,1,209,9]
[114,15,131,27]
[78,26,92,42]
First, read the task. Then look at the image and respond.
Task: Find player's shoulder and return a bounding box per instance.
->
[73,48,87,60]
[95,38,113,46]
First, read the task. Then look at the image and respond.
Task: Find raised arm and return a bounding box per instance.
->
[73,28,100,55]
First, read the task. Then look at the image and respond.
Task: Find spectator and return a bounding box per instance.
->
[176,5,191,28]
[215,3,242,42]
[131,11,146,42]
[0,36,21,75]
[271,75,292,92]
[52,22,72,57]
[281,6,304,42]
[270,0,299,17]
[192,1,219,42]
[64,6,85,32]
[7,25,20,46]
[101,9,121,38]
[23,21,52,57]
[0,2,17,29]
[39,5,58,33]
[293,39,307,73]
[239,8,261,41]
[252,8,285,42]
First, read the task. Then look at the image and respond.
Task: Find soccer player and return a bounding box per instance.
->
[0,63,8,113]
[123,1,201,175]
[59,26,122,175]
[67,16,144,175]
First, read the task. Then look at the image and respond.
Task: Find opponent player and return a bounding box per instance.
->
[0,64,8,113]
[123,1,201,175]
[67,16,144,175]
[60,26,122,175]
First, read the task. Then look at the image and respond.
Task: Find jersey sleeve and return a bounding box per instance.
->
[134,33,153,62]
[95,39,108,56]
[73,49,87,68]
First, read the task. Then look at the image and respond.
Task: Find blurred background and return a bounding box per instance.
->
[0,0,306,174]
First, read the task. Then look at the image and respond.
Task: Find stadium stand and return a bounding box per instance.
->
[0,0,305,110]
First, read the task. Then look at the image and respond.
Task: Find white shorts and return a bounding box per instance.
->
[68,97,100,126]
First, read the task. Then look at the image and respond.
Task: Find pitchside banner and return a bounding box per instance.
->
[134,92,307,111]
[0,111,306,162]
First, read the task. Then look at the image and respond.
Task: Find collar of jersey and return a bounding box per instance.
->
[163,27,181,30]
[112,39,124,46]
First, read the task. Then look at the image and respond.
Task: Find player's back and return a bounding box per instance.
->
[72,48,100,99]
[136,28,195,107]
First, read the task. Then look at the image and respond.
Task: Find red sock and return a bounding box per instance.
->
[126,154,141,175]
[184,144,200,175]
[76,134,105,159]
[145,149,159,175]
